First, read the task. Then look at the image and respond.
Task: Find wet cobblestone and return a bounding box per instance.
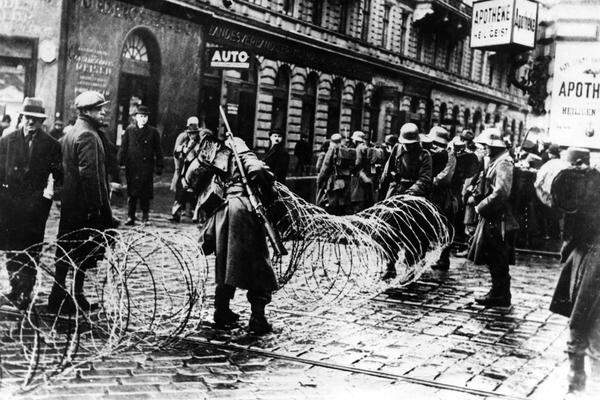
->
[0,205,594,399]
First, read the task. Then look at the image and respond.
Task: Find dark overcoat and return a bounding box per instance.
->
[316,145,354,210]
[0,128,62,250]
[468,151,518,266]
[58,116,113,235]
[119,124,163,199]
[380,144,432,198]
[191,137,278,293]
[350,142,374,207]
[263,143,289,184]
[550,212,600,334]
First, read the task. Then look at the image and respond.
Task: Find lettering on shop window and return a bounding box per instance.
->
[73,46,114,97]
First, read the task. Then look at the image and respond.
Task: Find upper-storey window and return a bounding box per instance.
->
[312,1,323,26]
[381,3,391,48]
[361,0,371,42]
[283,0,294,15]
[339,1,350,34]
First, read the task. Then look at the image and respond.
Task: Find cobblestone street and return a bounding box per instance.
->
[0,205,587,399]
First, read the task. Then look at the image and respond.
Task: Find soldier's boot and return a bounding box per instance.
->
[141,213,150,223]
[73,267,98,313]
[248,301,272,335]
[475,273,511,307]
[47,283,75,315]
[381,261,397,281]
[567,353,586,393]
[213,285,239,329]
[17,269,36,311]
[431,246,451,271]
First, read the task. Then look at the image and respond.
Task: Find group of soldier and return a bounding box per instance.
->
[1,93,599,393]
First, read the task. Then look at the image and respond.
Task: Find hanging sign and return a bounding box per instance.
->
[210,49,250,69]
[549,42,600,149]
[471,0,538,50]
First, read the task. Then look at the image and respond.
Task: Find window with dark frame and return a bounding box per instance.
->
[327,78,344,135]
[283,0,294,15]
[399,12,408,55]
[312,0,323,26]
[488,59,494,86]
[271,65,291,135]
[361,0,372,42]
[350,83,365,132]
[381,3,391,48]
[339,1,350,34]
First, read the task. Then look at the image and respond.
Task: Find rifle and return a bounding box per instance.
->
[218,106,288,257]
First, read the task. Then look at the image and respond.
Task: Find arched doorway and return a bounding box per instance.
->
[350,83,365,133]
[271,65,290,136]
[326,77,343,136]
[117,29,161,135]
[301,72,319,150]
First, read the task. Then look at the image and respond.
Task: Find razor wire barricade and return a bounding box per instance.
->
[0,185,450,392]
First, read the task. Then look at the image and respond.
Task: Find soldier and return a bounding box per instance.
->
[185,131,278,335]
[317,133,353,215]
[349,131,373,213]
[379,123,432,280]
[170,117,202,223]
[467,128,518,307]
[428,127,456,271]
[48,91,115,313]
[0,98,62,309]
[120,105,164,225]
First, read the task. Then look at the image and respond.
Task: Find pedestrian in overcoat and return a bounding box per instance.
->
[547,147,600,394]
[119,105,163,225]
[467,128,518,308]
[0,98,62,309]
[262,130,289,184]
[48,91,116,314]
[185,132,278,335]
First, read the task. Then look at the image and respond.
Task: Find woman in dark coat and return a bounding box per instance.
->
[119,106,163,225]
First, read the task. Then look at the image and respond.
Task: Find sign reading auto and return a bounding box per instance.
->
[470,0,538,50]
[210,49,250,69]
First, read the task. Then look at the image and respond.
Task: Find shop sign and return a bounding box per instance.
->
[471,0,538,50]
[210,49,250,69]
[549,42,600,149]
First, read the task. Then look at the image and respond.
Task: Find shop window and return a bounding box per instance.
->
[369,87,383,142]
[224,58,259,147]
[327,78,343,135]
[451,105,460,136]
[117,29,161,137]
[301,72,319,150]
[494,114,501,125]
[473,109,482,133]
[271,65,290,135]
[484,112,491,124]
[438,102,447,123]
[350,83,364,132]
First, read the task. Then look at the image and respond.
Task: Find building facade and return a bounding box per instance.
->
[0,0,530,163]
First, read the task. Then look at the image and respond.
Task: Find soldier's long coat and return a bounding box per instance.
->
[468,151,518,266]
[189,137,278,293]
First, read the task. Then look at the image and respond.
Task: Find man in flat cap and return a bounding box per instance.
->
[47,90,115,313]
[120,105,164,225]
[0,98,62,309]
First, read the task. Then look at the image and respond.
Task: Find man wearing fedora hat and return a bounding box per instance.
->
[48,90,115,314]
[0,97,62,309]
[119,105,164,225]
[379,123,433,280]
[467,128,518,308]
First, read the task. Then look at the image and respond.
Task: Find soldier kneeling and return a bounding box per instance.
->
[185,130,278,335]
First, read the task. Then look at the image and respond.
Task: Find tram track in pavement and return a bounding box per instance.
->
[180,335,530,400]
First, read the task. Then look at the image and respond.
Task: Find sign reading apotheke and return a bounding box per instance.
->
[210,49,250,69]
[549,42,600,149]
[471,0,538,49]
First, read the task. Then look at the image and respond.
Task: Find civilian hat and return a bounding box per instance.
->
[563,147,590,166]
[135,105,150,115]
[20,97,47,118]
[428,126,450,146]
[351,131,366,142]
[74,91,109,110]
[399,123,420,144]
[1,114,11,123]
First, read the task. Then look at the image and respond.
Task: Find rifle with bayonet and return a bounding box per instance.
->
[218,106,288,257]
